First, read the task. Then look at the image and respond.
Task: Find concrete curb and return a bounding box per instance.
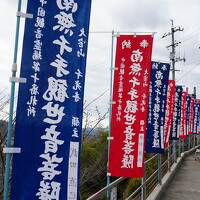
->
[146,145,200,200]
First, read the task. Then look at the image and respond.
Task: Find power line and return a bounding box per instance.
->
[177,62,200,82]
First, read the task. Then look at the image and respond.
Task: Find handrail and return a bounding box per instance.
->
[87,136,200,200]
[86,177,125,200]
[144,154,158,164]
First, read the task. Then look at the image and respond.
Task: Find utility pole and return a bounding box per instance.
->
[162,19,185,79]
[162,20,185,164]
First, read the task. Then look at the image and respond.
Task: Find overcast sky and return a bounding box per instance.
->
[1,0,200,126]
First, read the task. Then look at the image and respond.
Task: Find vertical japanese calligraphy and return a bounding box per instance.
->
[170,86,183,140]
[109,35,153,178]
[164,80,175,148]
[197,101,200,134]
[186,95,191,135]
[189,97,194,134]
[11,0,92,199]
[193,101,200,134]
[180,91,187,139]
[146,62,170,153]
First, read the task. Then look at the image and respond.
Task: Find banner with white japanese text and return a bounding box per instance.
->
[145,62,170,153]
[193,101,200,134]
[189,97,194,134]
[164,80,175,148]
[186,95,191,135]
[170,86,183,140]
[109,35,153,178]
[180,92,187,139]
[197,103,200,134]
[197,100,200,134]
[11,1,92,199]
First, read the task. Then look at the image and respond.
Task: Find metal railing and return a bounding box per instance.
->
[87,135,200,200]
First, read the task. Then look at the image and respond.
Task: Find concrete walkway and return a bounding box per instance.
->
[161,153,200,200]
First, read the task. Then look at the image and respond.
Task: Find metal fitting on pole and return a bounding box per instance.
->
[12,63,17,72]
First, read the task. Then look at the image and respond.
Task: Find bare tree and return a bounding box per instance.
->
[0,90,10,198]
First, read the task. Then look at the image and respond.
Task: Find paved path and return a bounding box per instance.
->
[161,153,200,200]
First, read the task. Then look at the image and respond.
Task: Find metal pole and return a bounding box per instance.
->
[3,0,22,200]
[178,139,181,157]
[174,140,177,162]
[141,162,146,200]
[188,135,191,149]
[157,154,162,185]
[171,20,175,81]
[168,145,171,171]
[107,30,115,199]
[170,20,178,164]
[193,135,195,147]
[182,139,185,152]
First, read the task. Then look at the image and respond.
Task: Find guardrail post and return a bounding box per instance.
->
[188,135,190,150]
[194,135,196,146]
[182,139,185,153]
[167,145,171,172]
[192,135,194,147]
[178,139,181,157]
[141,162,146,200]
[157,154,162,185]
[173,141,177,163]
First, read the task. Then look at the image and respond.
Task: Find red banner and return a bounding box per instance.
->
[108,35,153,178]
[180,91,187,139]
[189,97,194,134]
[164,80,175,148]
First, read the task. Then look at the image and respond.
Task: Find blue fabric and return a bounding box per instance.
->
[170,86,183,140]
[146,61,170,153]
[11,1,92,199]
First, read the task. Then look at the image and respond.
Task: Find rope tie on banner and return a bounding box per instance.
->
[107,172,111,176]
[12,63,17,72]
[110,67,118,71]
[107,137,114,141]
[16,11,33,19]
[113,32,119,37]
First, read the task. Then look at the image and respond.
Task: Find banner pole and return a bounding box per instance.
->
[3,0,22,200]
[141,161,146,200]
[188,135,191,149]
[168,144,171,172]
[157,154,162,185]
[107,30,115,199]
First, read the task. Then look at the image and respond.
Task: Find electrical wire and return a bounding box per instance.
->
[177,62,200,82]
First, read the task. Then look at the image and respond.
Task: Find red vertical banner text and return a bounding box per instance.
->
[189,97,194,134]
[164,80,175,148]
[109,35,153,178]
[180,91,187,139]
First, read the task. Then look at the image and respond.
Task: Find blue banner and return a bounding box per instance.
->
[146,62,170,153]
[186,95,191,135]
[170,86,183,140]
[193,102,200,134]
[11,1,92,199]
